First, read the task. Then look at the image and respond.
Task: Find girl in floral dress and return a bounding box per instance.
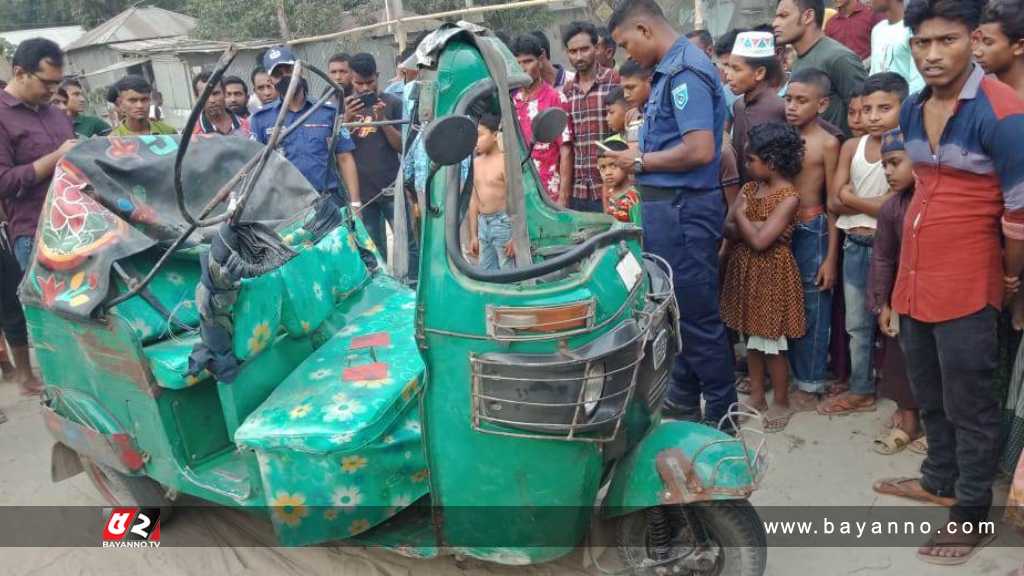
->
[721,123,805,432]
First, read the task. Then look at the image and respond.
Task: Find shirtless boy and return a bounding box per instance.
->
[468,114,514,271]
[784,67,841,408]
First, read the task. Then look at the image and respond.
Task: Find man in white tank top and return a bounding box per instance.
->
[821,72,909,415]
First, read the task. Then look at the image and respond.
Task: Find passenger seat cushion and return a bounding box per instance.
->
[112,258,202,344]
[144,334,213,389]
[232,271,284,361]
[234,283,421,453]
[279,249,333,337]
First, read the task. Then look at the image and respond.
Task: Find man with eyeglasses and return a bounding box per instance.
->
[0,38,76,395]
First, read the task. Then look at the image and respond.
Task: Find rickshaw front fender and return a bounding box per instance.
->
[602,420,762,518]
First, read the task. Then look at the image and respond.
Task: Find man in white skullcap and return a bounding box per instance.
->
[727,30,787,184]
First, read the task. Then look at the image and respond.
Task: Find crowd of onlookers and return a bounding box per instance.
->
[2,0,1024,566]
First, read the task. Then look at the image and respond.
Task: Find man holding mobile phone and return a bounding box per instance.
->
[344,52,404,263]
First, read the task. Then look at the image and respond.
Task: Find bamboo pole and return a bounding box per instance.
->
[289,0,568,46]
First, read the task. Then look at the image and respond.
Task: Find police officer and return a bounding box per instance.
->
[250,46,360,203]
[607,0,737,429]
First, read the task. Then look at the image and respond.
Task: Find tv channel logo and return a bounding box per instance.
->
[101,507,161,548]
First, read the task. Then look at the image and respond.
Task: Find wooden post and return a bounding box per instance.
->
[392,0,407,57]
[276,0,291,41]
[694,0,705,31]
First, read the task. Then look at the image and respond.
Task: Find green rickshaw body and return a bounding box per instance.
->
[24,23,763,563]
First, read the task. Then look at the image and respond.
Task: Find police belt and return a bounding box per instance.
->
[635,184,721,203]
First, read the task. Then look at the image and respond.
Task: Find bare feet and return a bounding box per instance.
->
[789,390,820,413]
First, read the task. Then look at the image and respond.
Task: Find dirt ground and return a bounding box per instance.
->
[2,379,1023,576]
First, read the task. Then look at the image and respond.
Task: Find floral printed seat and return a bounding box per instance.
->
[234,281,422,453]
[233,278,428,546]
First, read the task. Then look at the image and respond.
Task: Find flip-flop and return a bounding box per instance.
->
[825,381,849,397]
[763,405,794,433]
[872,428,911,455]
[817,394,877,416]
[872,477,955,507]
[916,532,996,566]
[735,376,752,395]
[908,436,928,455]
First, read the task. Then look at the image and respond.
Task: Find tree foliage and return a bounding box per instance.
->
[188,0,372,41]
[406,0,554,37]
[0,0,189,31]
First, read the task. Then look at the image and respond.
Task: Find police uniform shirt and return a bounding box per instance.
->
[638,37,725,191]
[250,98,356,193]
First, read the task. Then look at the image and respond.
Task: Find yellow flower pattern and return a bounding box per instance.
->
[270,491,308,527]
[341,455,368,474]
[401,378,418,402]
[349,518,371,535]
[248,321,272,354]
[289,404,312,420]
[411,469,429,483]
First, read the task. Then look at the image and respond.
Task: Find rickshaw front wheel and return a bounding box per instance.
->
[81,457,175,522]
[615,500,766,576]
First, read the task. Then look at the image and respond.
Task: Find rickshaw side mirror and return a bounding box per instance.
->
[531,108,568,144]
[424,115,477,166]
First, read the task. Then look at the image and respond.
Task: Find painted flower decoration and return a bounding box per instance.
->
[332,486,363,509]
[390,493,413,509]
[404,420,422,434]
[323,509,339,521]
[270,491,308,527]
[411,468,429,483]
[248,321,272,354]
[349,518,371,535]
[289,404,313,420]
[340,455,368,474]
[330,431,355,445]
[324,393,366,422]
[166,272,185,286]
[312,282,323,301]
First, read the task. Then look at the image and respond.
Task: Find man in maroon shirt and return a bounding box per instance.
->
[0,38,75,394]
[825,0,885,60]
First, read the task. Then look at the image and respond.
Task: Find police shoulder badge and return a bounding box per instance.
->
[672,83,689,111]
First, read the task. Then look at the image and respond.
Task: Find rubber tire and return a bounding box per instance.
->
[616,500,767,576]
[81,457,174,523]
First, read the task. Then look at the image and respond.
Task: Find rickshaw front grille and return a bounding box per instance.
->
[469,321,646,443]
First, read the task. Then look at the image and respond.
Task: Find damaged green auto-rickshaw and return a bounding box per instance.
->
[23,22,768,575]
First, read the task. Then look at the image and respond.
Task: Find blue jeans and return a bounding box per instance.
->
[790,214,832,393]
[639,187,736,424]
[477,212,513,271]
[843,234,876,396]
[13,236,32,271]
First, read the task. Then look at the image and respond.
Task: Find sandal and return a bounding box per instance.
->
[789,390,820,413]
[735,376,752,395]
[872,477,955,507]
[825,381,849,397]
[908,436,928,455]
[872,428,911,455]
[817,394,877,416]
[916,531,996,566]
[762,405,794,433]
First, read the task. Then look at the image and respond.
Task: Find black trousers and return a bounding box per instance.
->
[0,233,27,347]
[899,306,1001,525]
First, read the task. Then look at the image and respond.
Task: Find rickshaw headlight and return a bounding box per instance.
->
[582,362,605,416]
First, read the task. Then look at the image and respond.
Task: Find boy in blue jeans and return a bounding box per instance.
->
[468,114,514,271]
[783,68,841,409]
[821,72,909,415]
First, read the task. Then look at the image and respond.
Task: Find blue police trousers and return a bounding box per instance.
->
[638,186,736,424]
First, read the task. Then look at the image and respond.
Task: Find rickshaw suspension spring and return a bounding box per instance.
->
[646,507,674,561]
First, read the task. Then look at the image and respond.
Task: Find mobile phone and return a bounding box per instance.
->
[358,92,380,109]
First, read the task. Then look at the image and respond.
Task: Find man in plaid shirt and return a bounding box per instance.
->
[563,21,621,212]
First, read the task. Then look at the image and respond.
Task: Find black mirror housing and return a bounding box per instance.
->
[423,115,477,166]
[531,108,568,145]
